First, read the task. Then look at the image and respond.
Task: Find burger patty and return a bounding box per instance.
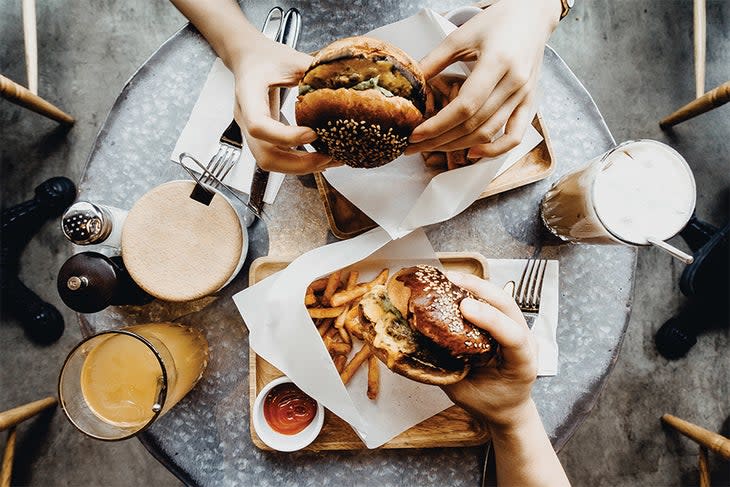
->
[300,56,425,111]
[360,286,465,373]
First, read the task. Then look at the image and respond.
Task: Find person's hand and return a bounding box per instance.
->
[406,0,561,159]
[230,33,338,174]
[441,271,537,428]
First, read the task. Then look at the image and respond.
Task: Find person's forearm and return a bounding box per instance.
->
[489,399,570,487]
[170,0,259,70]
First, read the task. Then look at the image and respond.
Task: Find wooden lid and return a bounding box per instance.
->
[122,181,243,302]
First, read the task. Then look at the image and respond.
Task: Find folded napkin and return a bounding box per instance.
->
[486,259,559,376]
[170,58,285,205]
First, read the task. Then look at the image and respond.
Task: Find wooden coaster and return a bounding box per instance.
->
[122,181,243,302]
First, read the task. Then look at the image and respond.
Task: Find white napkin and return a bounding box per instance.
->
[170,58,285,204]
[486,259,559,376]
[234,228,455,449]
[280,9,543,238]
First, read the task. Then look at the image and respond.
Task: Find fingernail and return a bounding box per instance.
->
[460,297,480,315]
[409,134,424,143]
[445,270,465,283]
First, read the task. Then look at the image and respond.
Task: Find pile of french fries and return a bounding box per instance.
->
[305,268,389,400]
[421,77,477,171]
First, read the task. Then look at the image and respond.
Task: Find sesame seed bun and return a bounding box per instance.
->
[295,36,426,169]
[359,266,499,386]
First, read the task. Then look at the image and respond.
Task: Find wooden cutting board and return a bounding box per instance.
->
[248,252,492,451]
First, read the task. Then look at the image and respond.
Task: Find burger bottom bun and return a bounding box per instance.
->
[295,88,423,168]
[368,343,471,386]
[296,88,422,134]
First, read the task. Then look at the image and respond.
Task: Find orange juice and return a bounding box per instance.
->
[80,323,208,427]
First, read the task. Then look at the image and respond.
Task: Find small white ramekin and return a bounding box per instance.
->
[252,376,324,452]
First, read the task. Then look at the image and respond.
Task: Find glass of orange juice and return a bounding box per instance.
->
[58,322,208,440]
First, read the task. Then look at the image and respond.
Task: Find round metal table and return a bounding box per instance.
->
[77,2,635,485]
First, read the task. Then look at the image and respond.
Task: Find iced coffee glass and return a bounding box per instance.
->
[540,140,696,257]
[59,323,208,440]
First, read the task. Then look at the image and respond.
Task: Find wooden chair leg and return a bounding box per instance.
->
[693,0,706,99]
[0,397,57,432]
[0,429,16,487]
[661,413,730,460]
[698,446,710,487]
[660,81,730,128]
[22,0,38,94]
[0,75,74,125]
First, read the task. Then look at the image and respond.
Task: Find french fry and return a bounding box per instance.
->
[344,306,365,340]
[448,82,460,103]
[325,325,339,340]
[447,149,468,170]
[346,270,359,289]
[334,309,351,344]
[333,354,347,373]
[425,87,436,117]
[308,306,346,319]
[317,318,333,337]
[340,345,372,385]
[331,268,389,307]
[429,76,451,98]
[330,285,368,307]
[372,268,389,285]
[322,270,342,305]
[309,277,328,292]
[424,152,447,169]
[367,354,380,400]
[304,289,317,306]
[329,342,352,355]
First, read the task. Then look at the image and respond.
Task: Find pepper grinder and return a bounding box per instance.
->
[57,252,154,313]
[61,201,127,248]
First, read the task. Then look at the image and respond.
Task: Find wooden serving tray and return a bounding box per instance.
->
[248,252,491,451]
[316,113,555,239]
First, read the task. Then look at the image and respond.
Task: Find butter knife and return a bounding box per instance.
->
[248,7,302,218]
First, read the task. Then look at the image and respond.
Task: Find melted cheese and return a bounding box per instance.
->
[360,287,416,357]
[301,58,412,98]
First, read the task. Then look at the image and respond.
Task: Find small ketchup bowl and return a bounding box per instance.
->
[252,376,324,452]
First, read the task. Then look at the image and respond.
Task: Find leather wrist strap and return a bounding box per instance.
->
[558,0,574,19]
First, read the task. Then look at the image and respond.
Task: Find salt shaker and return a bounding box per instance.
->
[61,201,127,248]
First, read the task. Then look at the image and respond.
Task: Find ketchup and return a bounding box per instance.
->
[263,383,317,435]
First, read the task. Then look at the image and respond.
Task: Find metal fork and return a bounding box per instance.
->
[201,120,241,189]
[513,258,547,328]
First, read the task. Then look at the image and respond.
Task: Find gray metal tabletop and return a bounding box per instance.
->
[76,2,635,485]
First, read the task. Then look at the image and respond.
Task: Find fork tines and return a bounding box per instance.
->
[200,144,240,189]
[515,259,548,312]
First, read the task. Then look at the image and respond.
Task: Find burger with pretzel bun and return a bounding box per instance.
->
[295,36,426,169]
[358,265,498,385]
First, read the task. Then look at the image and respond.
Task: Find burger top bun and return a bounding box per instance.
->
[310,36,426,108]
[389,266,496,357]
[295,36,426,169]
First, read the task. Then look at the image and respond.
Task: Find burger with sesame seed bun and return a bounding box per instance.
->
[358,265,499,385]
[295,36,426,169]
